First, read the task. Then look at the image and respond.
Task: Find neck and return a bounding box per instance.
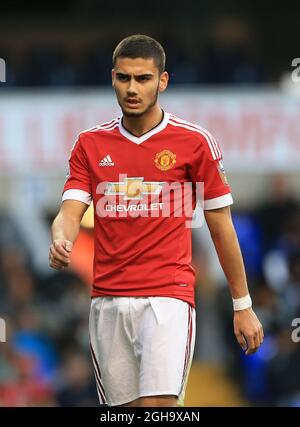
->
[122,105,163,137]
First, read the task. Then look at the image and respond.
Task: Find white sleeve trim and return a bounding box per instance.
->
[204,193,233,210]
[62,189,92,206]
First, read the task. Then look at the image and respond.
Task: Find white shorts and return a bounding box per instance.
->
[89,296,196,406]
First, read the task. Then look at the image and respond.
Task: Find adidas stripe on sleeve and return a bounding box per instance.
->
[62,134,92,205]
[168,117,233,210]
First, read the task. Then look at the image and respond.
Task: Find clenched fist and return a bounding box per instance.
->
[234,308,264,355]
[49,239,73,270]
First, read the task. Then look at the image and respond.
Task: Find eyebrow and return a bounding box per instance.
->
[116,72,154,78]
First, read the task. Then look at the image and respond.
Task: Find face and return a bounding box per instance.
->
[112,57,169,117]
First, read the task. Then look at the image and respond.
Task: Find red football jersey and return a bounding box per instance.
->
[62,112,233,308]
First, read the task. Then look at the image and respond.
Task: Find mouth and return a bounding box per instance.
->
[124,99,141,107]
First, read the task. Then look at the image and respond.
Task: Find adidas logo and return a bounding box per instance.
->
[99,155,114,166]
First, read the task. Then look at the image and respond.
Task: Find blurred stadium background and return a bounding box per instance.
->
[1,0,300,407]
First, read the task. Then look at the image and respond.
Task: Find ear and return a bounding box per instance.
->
[111,69,115,87]
[159,71,169,93]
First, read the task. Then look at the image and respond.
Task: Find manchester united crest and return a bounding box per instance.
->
[155,150,176,171]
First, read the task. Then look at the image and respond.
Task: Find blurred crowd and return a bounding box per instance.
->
[216,174,300,406]
[0,174,299,407]
[1,43,264,87]
[0,246,98,406]
[1,18,265,87]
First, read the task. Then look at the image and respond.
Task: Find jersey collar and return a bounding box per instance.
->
[118,111,169,144]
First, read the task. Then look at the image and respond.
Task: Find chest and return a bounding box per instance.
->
[86,133,192,186]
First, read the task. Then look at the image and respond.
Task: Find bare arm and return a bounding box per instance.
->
[204,206,248,298]
[49,200,89,270]
[204,206,264,355]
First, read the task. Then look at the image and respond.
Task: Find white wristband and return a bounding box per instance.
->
[232,294,252,311]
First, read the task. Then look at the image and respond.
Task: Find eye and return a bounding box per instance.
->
[117,74,129,82]
[138,76,150,82]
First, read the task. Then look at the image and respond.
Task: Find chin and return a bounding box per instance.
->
[121,107,145,118]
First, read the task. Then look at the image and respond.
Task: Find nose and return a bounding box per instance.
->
[127,77,138,95]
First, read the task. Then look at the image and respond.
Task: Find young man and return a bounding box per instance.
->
[49,35,264,407]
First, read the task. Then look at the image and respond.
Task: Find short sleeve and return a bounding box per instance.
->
[62,134,92,205]
[190,131,233,210]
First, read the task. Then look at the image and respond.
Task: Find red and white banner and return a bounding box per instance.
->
[0,89,299,173]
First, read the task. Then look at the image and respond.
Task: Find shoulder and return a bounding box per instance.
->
[68,118,119,158]
[79,117,120,139]
[168,113,221,161]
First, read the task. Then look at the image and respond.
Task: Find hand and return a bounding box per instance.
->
[49,239,73,270]
[233,307,264,355]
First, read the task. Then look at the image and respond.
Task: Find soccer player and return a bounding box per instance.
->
[49,35,264,407]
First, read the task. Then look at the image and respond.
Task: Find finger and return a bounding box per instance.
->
[258,327,264,346]
[49,261,65,270]
[50,247,70,264]
[50,259,69,270]
[64,241,73,252]
[255,331,261,348]
[53,245,70,259]
[50,254,69,267]
[49,254,69,268]
[53,242,71,258]
[245,336,256,355]
[253,332,261,350]
[235,332,247,351]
